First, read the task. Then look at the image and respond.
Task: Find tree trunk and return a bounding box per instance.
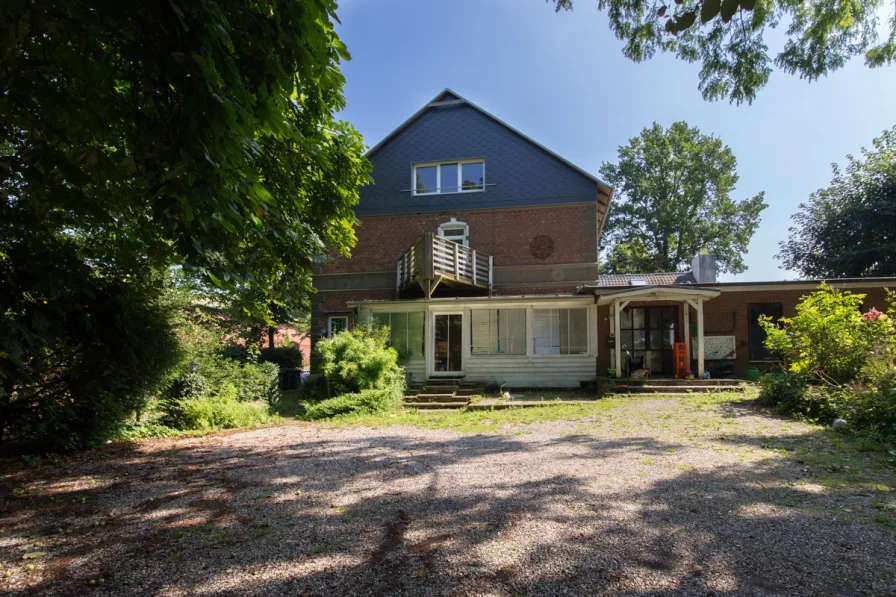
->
[267,326,275,350]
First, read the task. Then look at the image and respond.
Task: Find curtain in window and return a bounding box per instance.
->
[471,309,526,355]
[534,309,588,355]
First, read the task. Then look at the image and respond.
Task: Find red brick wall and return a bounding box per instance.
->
[321,204,598,274]
[597,287,892,378]
[319,290,394,313]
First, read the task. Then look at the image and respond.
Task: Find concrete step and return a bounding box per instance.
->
[610,385,744,394]
[613,378,743,386]
[654,380,743,386]
[405,395,468,403]
[405,401,469,410]
[415,393,460,400]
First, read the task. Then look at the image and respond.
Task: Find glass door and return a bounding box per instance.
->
[620,306,676,375]
[433,314,463,372]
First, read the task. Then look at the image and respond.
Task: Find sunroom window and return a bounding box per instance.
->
[372,312,425,358]
[533,309,588,355]
[470,309,526,355]
[413,160,484,195]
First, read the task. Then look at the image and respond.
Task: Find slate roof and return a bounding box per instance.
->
[596,272,697,288]
[366,89,610,190]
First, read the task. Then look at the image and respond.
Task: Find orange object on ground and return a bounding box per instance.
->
[673,342,688,378]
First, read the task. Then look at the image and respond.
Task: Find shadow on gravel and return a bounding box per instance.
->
[1,416,894,597]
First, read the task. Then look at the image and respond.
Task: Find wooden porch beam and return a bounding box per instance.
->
[697,298,705,378]
[614,299,622,378]
[683,302,690,374]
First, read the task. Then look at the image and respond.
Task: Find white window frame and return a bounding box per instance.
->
[412,159,485,196]
[533,308,589,356]
[327,315,349,337]
[437,218,469,247]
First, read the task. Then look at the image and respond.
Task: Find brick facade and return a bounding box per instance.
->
[311,203,601,365]
[320,203,598,275]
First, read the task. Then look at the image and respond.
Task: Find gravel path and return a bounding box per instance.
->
[1,395,894,596]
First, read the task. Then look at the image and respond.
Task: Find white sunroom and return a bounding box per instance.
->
[349,295,599,388]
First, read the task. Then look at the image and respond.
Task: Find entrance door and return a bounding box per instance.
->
[433,314,463,373]
[620,306,676,375]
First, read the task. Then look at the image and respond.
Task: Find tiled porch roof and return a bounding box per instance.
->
[596,272,696,287]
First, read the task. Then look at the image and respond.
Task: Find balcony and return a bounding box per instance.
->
[397,233,492,298]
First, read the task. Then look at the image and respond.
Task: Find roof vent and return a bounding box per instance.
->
[629,279,648,286]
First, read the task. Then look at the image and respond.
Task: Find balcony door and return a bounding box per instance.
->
[432,313,463,374]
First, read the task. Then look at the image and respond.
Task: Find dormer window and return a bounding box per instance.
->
[413,159,484,195]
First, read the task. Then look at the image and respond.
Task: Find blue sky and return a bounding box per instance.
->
[334,0,895,281]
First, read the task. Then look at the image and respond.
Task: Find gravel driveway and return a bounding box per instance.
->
[1,395,894,596]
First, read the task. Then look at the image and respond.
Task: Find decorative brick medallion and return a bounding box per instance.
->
[530,235,555,259]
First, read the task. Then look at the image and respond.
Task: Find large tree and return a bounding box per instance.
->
[599,121,767,274]
[550,0,895,104]
[778,126,896,278]
[0,1,369,445]
[1,0,369,319]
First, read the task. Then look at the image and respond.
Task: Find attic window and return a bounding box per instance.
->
[413,160,484,195]
[629,279,648,286]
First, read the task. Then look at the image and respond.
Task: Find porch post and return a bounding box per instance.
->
[697,298,705,378]
[683,302,690,373]
[614,299,622,378]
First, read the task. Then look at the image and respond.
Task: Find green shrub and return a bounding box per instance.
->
[758,286,896,440]
[761,285,896,385]
[840,372,896,438]
[316,322,402,396]
[758,373,839,422]
[235,361,281,403]
[160,395,270,431]
[260,344,304,368]
[194,355,280,403]
[1,268,182,450]
[169,371,210,400]
[303,387,403,420]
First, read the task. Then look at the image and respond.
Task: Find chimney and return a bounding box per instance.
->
[692,254,717,284]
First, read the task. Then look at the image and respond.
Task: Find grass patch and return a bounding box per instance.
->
[314,400,623,433]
